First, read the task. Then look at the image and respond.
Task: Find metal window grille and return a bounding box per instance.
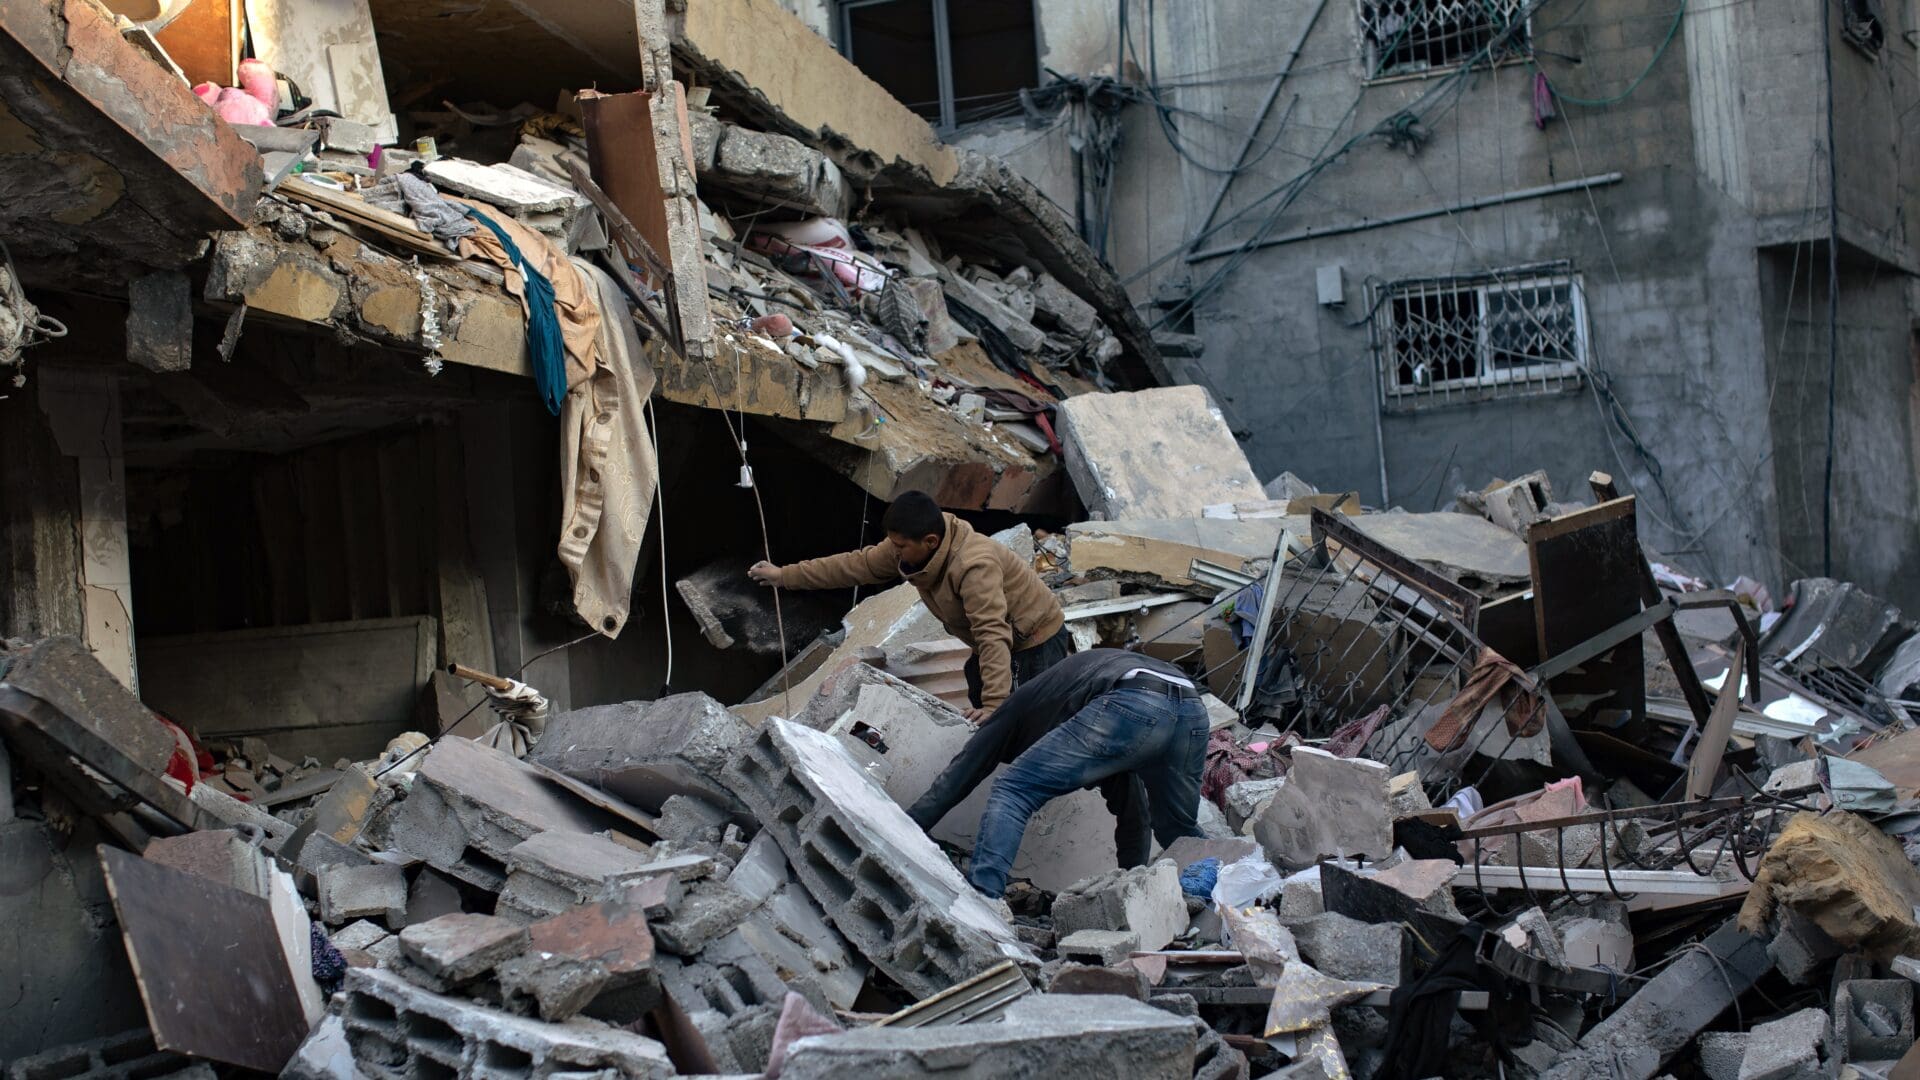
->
[1371,265,1587,409]
[1359,0,1534,78]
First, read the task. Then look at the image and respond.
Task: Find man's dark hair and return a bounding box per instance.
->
[881,491,945,540]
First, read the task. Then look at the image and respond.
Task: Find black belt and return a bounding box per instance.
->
[1113,674,1201,700]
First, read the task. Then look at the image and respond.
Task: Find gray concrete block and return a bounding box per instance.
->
[1769,910,1843,986]
[316,863,407,927]
[1250,748,1393,868]
[532,692,754,814]
[696,834,868,1009]
[497,952,612,1023]
[330,919,392,953]
[398,912,528,985]
[1697,1031,1749,1080]
[1738,1007,1829,1080]
[1290,912,1408,986]
[1057,929,1140,966]
[1049,962,1151,999]
[655,954,788,1073]
[1052,861,1188,952]
[653,877,759,956]
[337,966,672,1078]
[778,993,1197,1079]
[1224,777,1284,832]
[1834,979,1915,1063]
[722,718,1033,998]
[655,794,730,844]
[280,1015,358,1080]
[497,831,704,922]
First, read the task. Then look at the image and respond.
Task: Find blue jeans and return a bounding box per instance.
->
[968,686,1209,897]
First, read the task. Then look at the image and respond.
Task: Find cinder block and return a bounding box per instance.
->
[1834,979,1915,1063]
[497,952,612,1022]
[317,863,407,927]
[337,967,673,1078]
[655,954,789,1073]
[654,795,730,844]
[4,1030,192,1080]
[778,993,1197,1079]
[701,832,868,1010]
[1052,861,1187,952]
[653,877,759,956]
[721,718,1033,998]
[1768,911,1843,986]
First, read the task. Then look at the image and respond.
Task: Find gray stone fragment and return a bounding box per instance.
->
[1697,1031,1749,1080]
[1051,861,1187,952]
[280,1014,358,1080]
[653,878,759,956]
[1768,911,1843,986]
[1225,777,1285,832]
[498,831,706,922]
[1250,748,1392,867]
[1057,929,1140,966]
[778,993,1197,1079]
[1737,1007,1828,1080]
[330,919,391,953]
[1291,912,1407,986]
[398,912,528,985]
[655,795,730,844]
[336,967,672,1077]
[317,863,406,927]
[498,952,612,1022]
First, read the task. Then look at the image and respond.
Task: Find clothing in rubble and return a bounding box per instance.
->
[775,512,1065,709]
[449,197,601,414]
[909,626,1151,872]
[465,208,567,415]
[964,648,1208,897]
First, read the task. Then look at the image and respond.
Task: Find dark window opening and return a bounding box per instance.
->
[840,0,1038,130]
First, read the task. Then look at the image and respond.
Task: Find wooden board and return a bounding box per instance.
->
[246,0,395,140]
[100,846,309,1072]
[278,177,453,259]
[153,0,241,87]
[1529,497,1646,726]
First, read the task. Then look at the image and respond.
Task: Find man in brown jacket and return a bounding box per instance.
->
[748,490,1068,720]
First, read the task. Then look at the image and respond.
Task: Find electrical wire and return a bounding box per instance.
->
[1534,0,1686,107]
[1820,0,1841,576]
[646,396,672,689]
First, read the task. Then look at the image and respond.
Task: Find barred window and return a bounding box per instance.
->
[1372,266,1587,407]
[1359,0,1533,79]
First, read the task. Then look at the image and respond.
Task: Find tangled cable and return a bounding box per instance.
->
[0,238,67,393]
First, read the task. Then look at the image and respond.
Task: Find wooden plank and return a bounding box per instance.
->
[153,0,241,87]
[1687,637,1746,799]
[1589,472,1714,725]
[278,177,451,258]
[430,424,495,672]
[100,846,308,1072]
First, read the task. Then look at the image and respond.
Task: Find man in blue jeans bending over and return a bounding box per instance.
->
[964,647,1210,898]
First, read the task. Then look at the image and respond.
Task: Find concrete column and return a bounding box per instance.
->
[36,370,137,692]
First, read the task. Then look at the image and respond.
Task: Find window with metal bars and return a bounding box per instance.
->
[1358,0,1533,79]
[1371,266,1587,407]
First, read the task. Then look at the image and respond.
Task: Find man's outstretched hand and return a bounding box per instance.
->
[748,561,784,587]
[964,707,993,725]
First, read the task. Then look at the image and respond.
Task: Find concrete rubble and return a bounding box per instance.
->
[10,1,1920,1077]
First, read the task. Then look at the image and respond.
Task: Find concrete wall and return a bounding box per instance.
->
[786,0,1920,605]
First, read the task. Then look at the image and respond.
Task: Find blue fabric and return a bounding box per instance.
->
[466,208,566,416]
[1180,857,1221,898]
[967,686,1209,897]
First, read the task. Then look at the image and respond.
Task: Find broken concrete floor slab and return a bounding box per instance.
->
[532,692,754,813]
[723,718,1033,997]
[1058,388,1256,520]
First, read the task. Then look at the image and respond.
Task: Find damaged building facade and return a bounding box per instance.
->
[16,1,1920,1079]
[779,0,1920,610]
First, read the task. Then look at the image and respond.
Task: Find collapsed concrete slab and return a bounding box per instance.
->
[1249,748,1393,868]
[1058,387,1261,520]
[383,736,640,892]
[497,831,706,922]
[776,993,1197,1079]
[336,967,673,1078]
[1066,516,1289,590]
[723,718,1033,997]
[398,912,528,986]
[530,692,753,813]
